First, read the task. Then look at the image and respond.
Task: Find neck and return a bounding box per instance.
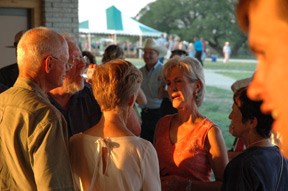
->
[247,138,272,149]
[177,104,202,123]
[92,108,133,137]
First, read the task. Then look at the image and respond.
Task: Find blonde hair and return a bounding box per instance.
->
[163,56,205,106]
[91,59,143,111]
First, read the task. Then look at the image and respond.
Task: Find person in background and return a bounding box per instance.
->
[157,34,168,63]
[139,38,167,143]
[48,33,102,138]
[222,87,288,191]
[0,27,74,190]
[69,59,161,191]
[236,0,288,157]
[170,49,188,59]
[194,36,203,65]
[102,44,124,64]
[0,30,25,87]
[223,42,231,63]
[82,50,96,64]
[154,57,228,191]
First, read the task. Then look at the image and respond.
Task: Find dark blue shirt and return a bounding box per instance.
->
[48,84,102,138]
[222,146,288,191]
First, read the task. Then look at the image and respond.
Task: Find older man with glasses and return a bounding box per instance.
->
[48,33,102,137]
[0,27,74,190]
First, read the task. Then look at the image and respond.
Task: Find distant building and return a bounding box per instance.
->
[0,0,79,68]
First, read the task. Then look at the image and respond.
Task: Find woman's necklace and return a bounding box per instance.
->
[248,139,269,148]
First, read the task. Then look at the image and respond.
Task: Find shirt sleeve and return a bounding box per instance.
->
[28,113,75,190]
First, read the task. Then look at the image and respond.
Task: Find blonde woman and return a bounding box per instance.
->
[69,59,161,191]
[154,57,228,191]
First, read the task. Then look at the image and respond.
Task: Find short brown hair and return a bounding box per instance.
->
[91,59,143,111]
[236,0,288,32]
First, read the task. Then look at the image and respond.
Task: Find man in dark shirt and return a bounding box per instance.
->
[48,33,101,137]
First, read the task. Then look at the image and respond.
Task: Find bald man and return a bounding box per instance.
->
[0,27,74,190]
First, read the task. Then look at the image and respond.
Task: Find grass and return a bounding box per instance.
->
[199,86,234,148]
[97,56,258,149]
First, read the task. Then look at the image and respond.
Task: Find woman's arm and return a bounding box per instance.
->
[207,126,229,181]
[136,88,147,106]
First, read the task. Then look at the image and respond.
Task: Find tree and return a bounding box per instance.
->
[137,0,248,57]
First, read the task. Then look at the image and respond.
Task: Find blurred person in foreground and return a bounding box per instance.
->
[222,87,288,191]
[236,0,288,157]
[48,33,101,137]
[154,57,228,191]
[69,59,161,191]
[0,27,74,190]
[139,38,167,143]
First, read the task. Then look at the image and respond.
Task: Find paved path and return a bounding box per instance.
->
[204,69,235,90]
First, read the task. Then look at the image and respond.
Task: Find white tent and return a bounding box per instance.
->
[79,5,163,55]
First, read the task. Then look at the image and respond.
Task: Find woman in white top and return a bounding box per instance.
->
[69,59,161,191]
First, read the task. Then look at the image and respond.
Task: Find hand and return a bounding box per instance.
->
[85,64,97,84]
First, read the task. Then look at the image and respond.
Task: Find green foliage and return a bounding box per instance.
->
[138,0,248,56]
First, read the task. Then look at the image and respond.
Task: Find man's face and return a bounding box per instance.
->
[247,0,288,156]
[143,48,159,67]
[63,44,86,94]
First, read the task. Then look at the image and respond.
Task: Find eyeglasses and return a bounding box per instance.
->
[72,55,90,68]
[50,56,70,70]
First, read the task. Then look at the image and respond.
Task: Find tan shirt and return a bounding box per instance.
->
[0,78,74,190]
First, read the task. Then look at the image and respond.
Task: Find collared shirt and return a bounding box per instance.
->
[48,84,102,138]
[140,61,164,109]
[0,78,74,190]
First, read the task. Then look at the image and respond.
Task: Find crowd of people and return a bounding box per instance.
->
[0,0,288,190]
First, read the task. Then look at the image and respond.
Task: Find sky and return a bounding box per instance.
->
[79,0,156,22]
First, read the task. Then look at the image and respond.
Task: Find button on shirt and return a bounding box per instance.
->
[140,61,164,109]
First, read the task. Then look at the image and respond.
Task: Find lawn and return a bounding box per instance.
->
[98,57,257,149]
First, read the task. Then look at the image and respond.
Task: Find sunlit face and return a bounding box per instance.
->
[63,44,86,94]
[247,0,288,156]
[143,48,159,68]
[228,101,249,139]
[165,67,197,110]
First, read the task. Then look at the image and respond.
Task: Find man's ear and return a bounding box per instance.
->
[44,56,53,73]
[248,117,258,129]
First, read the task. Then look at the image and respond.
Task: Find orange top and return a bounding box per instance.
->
[154,114,215,181]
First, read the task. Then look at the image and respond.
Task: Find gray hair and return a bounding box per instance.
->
[17,27,68,73]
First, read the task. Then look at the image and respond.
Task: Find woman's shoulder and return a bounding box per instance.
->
[201,117,220,131]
